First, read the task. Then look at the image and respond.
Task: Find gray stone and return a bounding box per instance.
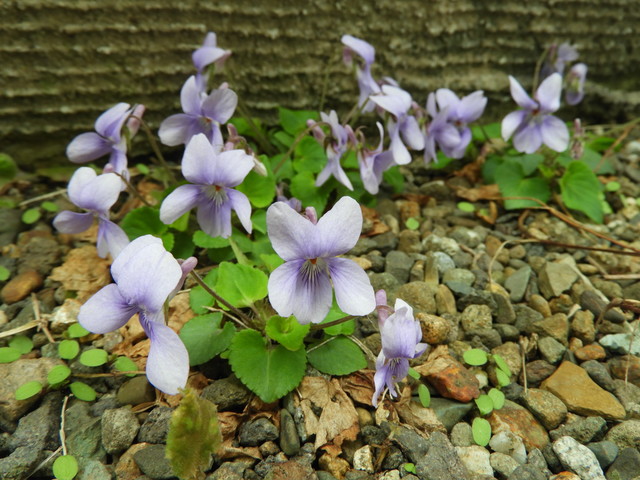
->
[581,360,615,392]
[537,336,566,365]
[450,422,473,447]
[428,397,474,432]
[612,379,640,417]
[395,281,437,314]
[0,446,43,480]
[350,237,377,256]
[513,305,544,333]
[201,376,251,411]
[371,232,399,254]
[8,393,62,451]
[431,252,456,275]
[507,464,547,480]
[136,408,172,446]
[605,420,640,450]
[466,328,502,349]
[279,409,300,456]
[369,273,401,300]
[494,324,520,342]
[423,235,461,256]
[505,266,531,302]
[443,268,476,290]
[494,291,517,324]
[0,208,24,245]
[455,445,492,476]
[415,432,470,480]
[381,447,404,471]
[552,435,605,480]
[580,290,626,324]
[605,447,640,480]
[538,261,579,299]
[521,388,567,431]
[449,227,483,248]
[239,418,279,447]
[491,452,520,478]
[385,250,414,283]
[65,401,106,464]
[382,422,429,464]
[460,304,492,331]
[489,431,527,465]
[206,459,255,480]
[117,376,156,405]
[133,444,176,479]
[77,459,113,480]
[550,416,608,443]
[316,472,340,480]
[353,445,375,473]
[599,331,640,355]
[101,407,140,454]
[398,229,422,254]
[586,441,618,469]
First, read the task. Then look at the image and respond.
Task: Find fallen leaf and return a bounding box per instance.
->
[394,386,446,434]
[451,183,501,202]
[50,246,111,302]
[340,370,375,406]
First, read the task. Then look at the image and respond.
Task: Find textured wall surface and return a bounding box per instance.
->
[2,0,640,166]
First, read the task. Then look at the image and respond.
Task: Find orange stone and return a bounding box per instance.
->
[424,358,480,403]
[0,269,43,304]
[573,343,606,361]
[488,399,549,450]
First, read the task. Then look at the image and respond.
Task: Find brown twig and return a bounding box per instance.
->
[189,271,254,326]
[310,315,354,331]
[31,293,55,344]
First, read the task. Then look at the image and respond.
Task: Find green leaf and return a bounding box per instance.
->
[407,367,421,380]
[472,122,501,141]
[236,169,276,208]
[317,302,355,336]
[53,454,78,480]
[67,323,90,338]
[605,181,621,192]
[136,163,150,175]
[279,107,318,135]
[113,356,138,376]
[307,336,366,375]
[418,384,431,407]
[189,268,218,314]
[79,349,108,367]
[41,201,59,213]
[430,151,455,170]
[179,313,236,366]
[503,154,545,176]
[475,394,494,416]
[14,381,43,400]
[69,381,97,401]
[0,347,21,363]
[161,232,175,252]
[560,161,603,223]
[405,217,420,230]
[192,230,229,249]
[48,365,72,385]
[293,137,326,174]
[0,265,10,281]
[383,166,405,193]
[22,208,41,225]
[9,335,33,354]
[290,171,330,213]
[463,349,488,366]
[166,388,222,479]
[404,463,417,474]
[169,211,190,232]
[171,231,195,259]
[229,329,307,403]
[488,388,505,410]
[0,153,18,180]
[259,253,284,272]
[251,209,268,234]
[266,315,310,351]
[492,354,511,377]
[120,206,168,240]
[496,369,511,387]
[214,262,268,309]
[495,161,551,210]
[472,417,492,446]
[457,202,475,213]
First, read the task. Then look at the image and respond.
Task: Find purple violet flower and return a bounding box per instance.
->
[369,85,424,165]
[53,167,129,259]
[542,42,579,78]
[341,35,381,112]
[372,297,428,407]
[309,111,356,190]
[357,123,394,195]
[66,103,143,176]
[78,235,193,394]
[192,32,232,93]
[501,73,569,154]
[565,63,587,106]
[158,75,237,149]
[159,134,253,238]
[266,196,376,325]
[425,89,487,160]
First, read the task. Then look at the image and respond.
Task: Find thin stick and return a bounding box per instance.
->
[273,121,330,175]
[203,306,250,330]
[59,395,70,456]
[31,293,55,344]
[0,320,39,339]
[72,371,144,378]
[18,189,68,207]
[189,271,254,325]
[310,315,354,331]
[348,335,377,363]
[138,119,176,185]
[307,335,336,354]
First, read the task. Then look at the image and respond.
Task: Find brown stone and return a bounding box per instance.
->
[418,313,451,345]
[488,400,549,450]
[541,361,626,420]
[571,310,596,343]
[521,360,556,388]
[527,313,569,345]
[574,344,606,362]
[435,284,457,315]
[115,443,149,480]
[608,355,640,388]
[529,294,552,318]
[421,356,480,403]
[520,388,567,430]
[319,453,350,480]
[0,269,43,304]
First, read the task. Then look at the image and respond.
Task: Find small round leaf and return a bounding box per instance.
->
[496,369,511,387]
[0,347,21,363]
[70,381,97,402]
[9,335,33,354]
[457,201,476,213]
[488,388,505,410]
[0,266,10,281]
[67,323,90,338]
[492,354,512,377]
[79,349,108,367]
[418,384,431,408]
[472,417,492,446]
[407,367,421,380]
[53,454,79,480]
[474,394,494,416]
[41,201,59,212]
[22,208,41,225]
[113,356,138,377]
[58,340,80,360]
[405,217,420,230]
[48,365,72,386]
[15,381,43,400]
[463,348,488,366]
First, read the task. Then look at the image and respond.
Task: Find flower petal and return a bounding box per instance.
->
[501,110,527,141]
[513,124,543,154]
[508,76,538,110]
[159,114,199,147]
[53,211,94,234]
[314,196,363,257]
[182,134,218,184]
[180,76,202,116]
[192,46,230,71]
[540,115,570,152]
[372,353,390,407]
[97,219,130,259]
[160,184,203,225]
[400,116,425,150]
[435,88,460,116]
[268,259,333,324]
[202,88,238,124]
[536,73,562,113]
[267,201,316,261]
[141,314,189,395]
[68,169,122,213]
[111,235,182,311]
[196,200,232,238]
[341,35,375,65]
[458,91,487,123]
[370,85,412,118]
[389,124,411,165]
[94,103,130,140]
[226,189,252,234]
[78,283,137,334]
[210,149,254,187]
[326,257,375,317]
[66,132,111,163]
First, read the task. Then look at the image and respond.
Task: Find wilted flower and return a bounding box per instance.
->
[66,103,143,176]
[565,63,587,106]
[342,35,381,112]
[357,123,394,195]
[542,42,579,78]
[372,297,428,407]
[53,167,129,258]
[78,235,194,394]
[159,134,253,238]
[267,196,376,325]
[501,73,569,154]
[370,85,424,165]
[158,76,237,149]
[309,111,356,190]
[192,32,232,93]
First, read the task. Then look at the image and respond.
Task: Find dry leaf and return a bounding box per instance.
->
[394,386,446,434]
[297,376,360,452]
[50,246,111,301]
[361,205,390,236]
[340,370,375,406]
[451,183,501,202]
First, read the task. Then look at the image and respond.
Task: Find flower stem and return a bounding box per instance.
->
[138,119,176,185]
[273,121,330,175]
[189,271,254,325]
[309,315,354,331]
